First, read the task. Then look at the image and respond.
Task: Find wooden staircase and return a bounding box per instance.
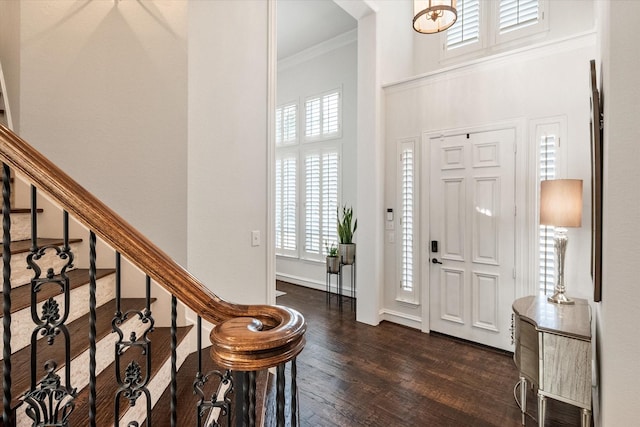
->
[0,122,304,426]
[1,201,207,426]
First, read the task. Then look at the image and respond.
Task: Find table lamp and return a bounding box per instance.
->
[540,179,583,304]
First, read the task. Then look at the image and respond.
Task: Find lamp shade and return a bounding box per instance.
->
[413,0,458,34]
[540,179,583,227]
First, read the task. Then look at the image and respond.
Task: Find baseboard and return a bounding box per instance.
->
[276,273,355,296]
[379,309,423,330]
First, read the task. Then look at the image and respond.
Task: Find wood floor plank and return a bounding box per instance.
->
[274,281,588,427]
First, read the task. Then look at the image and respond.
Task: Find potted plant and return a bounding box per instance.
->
[337,205,357,265]
[325,242,340,274]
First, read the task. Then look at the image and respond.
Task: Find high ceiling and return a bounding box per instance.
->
[277,0,357,60]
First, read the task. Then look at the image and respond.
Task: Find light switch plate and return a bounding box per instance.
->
[251,230,260,247]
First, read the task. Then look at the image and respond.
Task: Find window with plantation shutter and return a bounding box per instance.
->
[442,0,547,59]
[538,133,556,296]
[397,139,418,304]
[275,152,297,256]
[446,0,480,50]
[499,0,539,34]
[276,102,298,146]
[303,148,340,260]
[304,89,341,142]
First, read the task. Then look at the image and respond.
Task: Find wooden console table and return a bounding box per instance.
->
[512,295,592,426]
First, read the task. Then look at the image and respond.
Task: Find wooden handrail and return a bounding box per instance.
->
[0,124,305,370]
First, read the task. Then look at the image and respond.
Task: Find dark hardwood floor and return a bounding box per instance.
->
[276,281,586,427]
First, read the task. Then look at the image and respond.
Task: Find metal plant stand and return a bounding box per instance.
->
[326,259,356,312]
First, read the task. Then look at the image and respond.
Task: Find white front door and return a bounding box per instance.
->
[428,129,516,350]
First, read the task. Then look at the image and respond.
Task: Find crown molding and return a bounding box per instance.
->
[278,28,357,72]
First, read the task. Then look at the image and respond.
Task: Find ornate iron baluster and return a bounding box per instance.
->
[276,364,285,427]
[171,294,177,427]
[248,371,256,427]
[113,275,154,426]
[235,371,250,427]
[23,188,77,426]
[194,315,233,427]
[2,163,12,427]
[89,231,97,426]
[195,316,202,426]
[291,358,298,427]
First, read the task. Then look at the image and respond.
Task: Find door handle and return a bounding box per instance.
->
[432,258,443,264]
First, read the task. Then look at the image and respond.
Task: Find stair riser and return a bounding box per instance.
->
[9,213,37,242]
[14,314,152,427]
[1,242,83,289]
[0,274,116,354]
[119,335,191,426]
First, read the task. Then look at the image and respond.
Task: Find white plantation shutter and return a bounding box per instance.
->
[275,153,297,256]
[446,0,480,50]
[401,145,414,292]
[276,102,297,146]
[322,151,339,252]
[499,0,539,33]
[539,134,556,295]
[275,107,282,145]
[323,92,340,135]
[282,104,297,143]
[303,148,340,259]
[304,89,341,141]
[305,98,321,139]
[396,139,418,304]
[305,154,320,254]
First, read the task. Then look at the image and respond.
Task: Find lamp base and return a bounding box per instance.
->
[547,291,575,305]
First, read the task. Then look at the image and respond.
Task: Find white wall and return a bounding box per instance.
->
[596,1,640,425]
[384,35,596,328]
[345,0,414,325]
[275,33,358,291]
[13,0,188,264]
[187,0,270,304]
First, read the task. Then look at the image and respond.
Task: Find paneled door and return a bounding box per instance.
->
[428,129,516,350]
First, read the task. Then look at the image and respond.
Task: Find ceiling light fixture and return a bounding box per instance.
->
[413,0,458,34]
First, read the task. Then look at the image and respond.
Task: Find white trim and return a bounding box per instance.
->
[278,29,357,72]
[379,309,423,330]
[386,30,596,90]
[267,0,277,304]
[420,131,432,333]
[276,273,355,295]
